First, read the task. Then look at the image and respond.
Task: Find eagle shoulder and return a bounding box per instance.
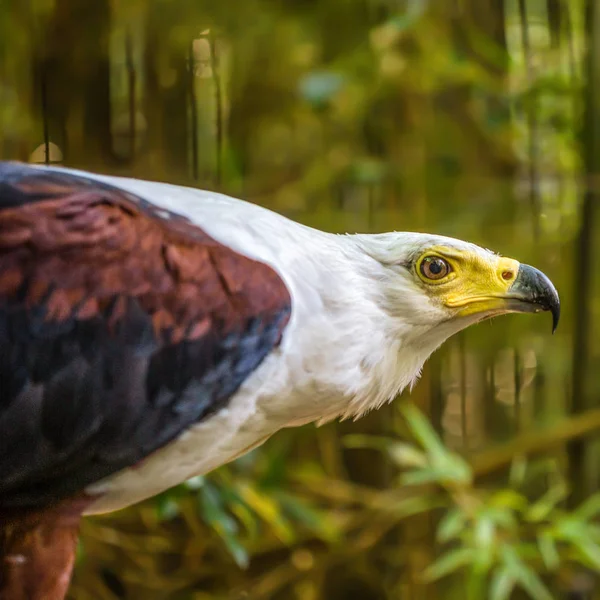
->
[0,162,291,508]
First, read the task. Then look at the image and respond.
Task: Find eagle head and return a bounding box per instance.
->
[343,232,560,417]
[362,232,559,336]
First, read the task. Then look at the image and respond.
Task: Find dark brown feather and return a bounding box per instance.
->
[0,163,292,510]
[0,181,286,337]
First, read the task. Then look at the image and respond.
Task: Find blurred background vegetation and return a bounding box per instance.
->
[1,0,599,597]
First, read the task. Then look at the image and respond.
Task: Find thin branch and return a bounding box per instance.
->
[470,407,600,478]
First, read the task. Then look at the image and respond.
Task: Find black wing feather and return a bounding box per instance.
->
[0,162,291,509]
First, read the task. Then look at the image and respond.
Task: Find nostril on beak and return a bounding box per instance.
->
[502,270,514,281]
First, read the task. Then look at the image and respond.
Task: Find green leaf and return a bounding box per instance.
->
[573,539,600,569]
[422,548,475,582]
[156,495,180,521]
[440,455,473,485]
[514,565,553,600]
[489,567,515,600]
[466,570,487,600]
[582,523,600,542]
[525,483,567,523]
[501,546,553,600]
[537,533,560,570]
[277,492,339,542]
[437,507,467,543]
[401,406,472,484]
[523,459,562,486]
[394,495,446,519]
[199,484,249,568]
[220,486,261,540]
[200,485,238,535]
[401,467,445,486]
[228,499,260,541]
[219,529,250,569]
[482,506,519,531]
[401,405,447,460]
[574,493,600,521]
[258,437,292,488]
[553,516,588,541]
[239,484,295,544]
[184,475,205,490]
[388,443,429,469]
[490,490,528,513]
[474,516,495,550]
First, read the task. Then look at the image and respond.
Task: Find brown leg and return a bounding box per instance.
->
[0,498,90,600]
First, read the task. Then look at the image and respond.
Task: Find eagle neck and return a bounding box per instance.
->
[265,233,427,426]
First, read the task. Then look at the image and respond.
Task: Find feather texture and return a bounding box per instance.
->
[0,162,492,513]
[0,162,557,600]
[0,163,291,509]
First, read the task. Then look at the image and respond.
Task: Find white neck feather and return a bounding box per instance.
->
[42,168,479,512]
[43,168,458,427]
[250,229,456,427]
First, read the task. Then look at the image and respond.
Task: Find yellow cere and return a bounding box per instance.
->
[416,246,521,317]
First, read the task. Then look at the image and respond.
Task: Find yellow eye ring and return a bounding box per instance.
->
[418,255,452,282]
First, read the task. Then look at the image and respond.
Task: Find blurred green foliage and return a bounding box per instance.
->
[1,0,599,598]
[365,405,600,600]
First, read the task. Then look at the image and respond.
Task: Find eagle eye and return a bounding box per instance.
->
[419,256,451,281]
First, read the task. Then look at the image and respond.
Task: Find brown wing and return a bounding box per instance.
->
[0,162,291,509]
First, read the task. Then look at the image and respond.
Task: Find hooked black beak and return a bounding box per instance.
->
[508,264,561,333]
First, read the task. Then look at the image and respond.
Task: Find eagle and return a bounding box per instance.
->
[0,161,559,598]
